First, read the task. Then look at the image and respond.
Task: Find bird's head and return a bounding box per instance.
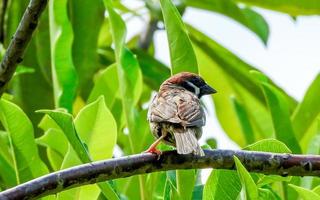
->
[163,72,217,98]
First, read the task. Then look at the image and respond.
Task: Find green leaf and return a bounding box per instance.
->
[244,139,291,153]
[203,170,241,200]
[234,156,259,200]
[231,96,255,145]
[292,74,320,140]
[37,108,119,200]
[37,109,91,162]
[260,82,301,153]
[0,99,49,184]
[88,64,119,108]
[234,0,320,16]
[75,96,117,160]
[0,152,16,187]
[36,128,68,170]
[69,0,104,98]
[49,0,78,112]
[14,65,35,76]
[132,49,171,90]
[34,8,52,85]
[160,0,198,74]
[104,0,143,153]
[289,184,320,200]
[185,0,269,44]
[176,170,196,200]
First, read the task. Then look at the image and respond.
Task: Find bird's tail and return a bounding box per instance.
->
[173,128,204,156]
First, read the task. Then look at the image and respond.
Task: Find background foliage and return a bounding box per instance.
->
[0,0,320,199]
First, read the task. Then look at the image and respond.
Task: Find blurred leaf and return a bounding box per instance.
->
[234,156,259,200]
[192,184,203,200]
[75,96,117,160]
[234,0,320,16]
[37,109,119,200]
[14,65,35,76]
[188,25,296,111]
[0,99,48,184]
[185,0,269,44]
[160,0,198,74]
[49,0,78,112]
[289,184,320,200]
[36,126,67,170]
[88,64,119,108]
[132,49,171,90]
[176,170,196,200]
[244,138,291,153]
[69,0,104,99]
[231,96,255,144]
[257,176,291,187]
[292,74,320,140]
[104,0,143,154]
[0,153,16,188]
[205,138,217,149]
[34,8,52,84]
[203,170,241,200]
[260,82,301,153]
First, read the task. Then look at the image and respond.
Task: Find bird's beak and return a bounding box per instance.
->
[201,84,217,95]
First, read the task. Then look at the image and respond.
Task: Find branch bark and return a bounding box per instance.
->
[0,149,320,199]
[0,0,48,95]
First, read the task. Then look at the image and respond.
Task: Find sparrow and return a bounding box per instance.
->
[146,72,216,156]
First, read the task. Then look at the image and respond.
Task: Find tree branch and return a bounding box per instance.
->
[0,0,48,95]
[0,149,320,199]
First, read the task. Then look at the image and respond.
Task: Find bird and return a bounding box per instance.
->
[146,72,216,156]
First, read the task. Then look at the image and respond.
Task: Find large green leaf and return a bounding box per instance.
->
[49,0,78,112]
[234,0,320,16]
[160,0,198,74]
[0,149,16,188]
[176,170,197,200]
[185,0,269,44]
[244,138,291,153]
[292,74,320,140]
[69,0,104,98]
[34,8,52,85]
[203,170,241,200]
[88,64,119,108]
[231,97,255,145]
[289,184,320,200]
[260,82,301,153]
[75,96,117,160]
[104,0,143,153]
[234,156,259,200]
[0,99,48,184]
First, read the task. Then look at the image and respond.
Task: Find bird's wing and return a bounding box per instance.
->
[148,89,205,127]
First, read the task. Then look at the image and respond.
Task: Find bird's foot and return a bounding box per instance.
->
[144,146,162,156]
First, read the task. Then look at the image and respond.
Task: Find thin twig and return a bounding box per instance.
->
[0,149,319,199]
[0,0,48,95]
[138,18,158,50]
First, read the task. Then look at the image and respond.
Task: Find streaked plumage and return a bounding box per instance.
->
[147,72,216,156]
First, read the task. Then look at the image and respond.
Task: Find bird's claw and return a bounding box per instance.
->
[144,147,162,160]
